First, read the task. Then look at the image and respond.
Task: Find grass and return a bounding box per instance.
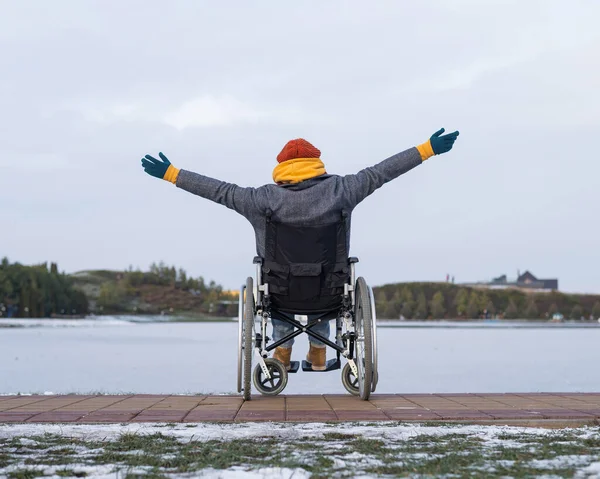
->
[0,425,599,478]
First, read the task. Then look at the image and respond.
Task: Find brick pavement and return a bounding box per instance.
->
[0,393,599,426]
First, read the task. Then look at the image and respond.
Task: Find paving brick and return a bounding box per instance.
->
[27,411,87,422]
[370,397,422,407]
[147,396,205,411]
[429,409,494,420]
[184,397,243,422]
[478,409,543,419]
[285,396,331,411]
[9,396,93,412]
[400,394,438,398]
[569,408,600,417]
[381,409,442,420]
[534,397,597,407]
[184,410,238,422]
[236,397,284,420]
[79,412,137,423]
[95,397,166,412]
[132,411,188,422]
[324,396,380,411]
[0,412,36,422]
[527,409,597,419]
[0,396,55,411]
[286,410,337,421]
[447,401,509,409]
[334,409,388,421]
[196,397,243,408]
[240,397,284,410]
[435,393,475,398]
[235,410,285,421]
[55,397,128,412]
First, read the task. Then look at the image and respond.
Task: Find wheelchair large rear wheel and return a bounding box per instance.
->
[242,277,254,400]
[367,284,379,392]
[355,277,374,400]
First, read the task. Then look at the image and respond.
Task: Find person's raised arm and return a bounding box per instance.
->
[341,128,459,208]
[141,152,262,219]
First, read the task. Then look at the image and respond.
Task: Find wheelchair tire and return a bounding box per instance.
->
[253,358,288,396]
[367,285,379,393]
[341,362,359,396]
[243,277,254,400]
[355,277,373,401]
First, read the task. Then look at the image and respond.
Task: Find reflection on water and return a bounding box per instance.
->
[1,321,599,395]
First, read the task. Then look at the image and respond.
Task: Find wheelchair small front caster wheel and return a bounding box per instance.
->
[253,358,288,396]
[341,363,359,396]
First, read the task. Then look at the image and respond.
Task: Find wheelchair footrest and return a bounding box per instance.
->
[288,361,300,373]
[301,358,341,372]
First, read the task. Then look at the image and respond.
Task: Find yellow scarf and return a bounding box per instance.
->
[272,158,327,184]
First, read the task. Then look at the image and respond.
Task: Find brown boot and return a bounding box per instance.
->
[306,344,327,371]
[273,346,292,371]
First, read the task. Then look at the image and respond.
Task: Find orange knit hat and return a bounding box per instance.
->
[276,138,321,163]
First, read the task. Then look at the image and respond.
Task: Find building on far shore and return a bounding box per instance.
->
[462,270,558,292]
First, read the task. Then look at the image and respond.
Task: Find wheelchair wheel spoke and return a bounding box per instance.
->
[256,364,283,392]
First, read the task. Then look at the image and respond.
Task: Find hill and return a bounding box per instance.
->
[70,264,236,318]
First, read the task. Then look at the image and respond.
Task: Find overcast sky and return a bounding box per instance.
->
[1,0,599,293]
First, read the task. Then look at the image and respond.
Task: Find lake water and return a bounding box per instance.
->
[1,319,599,395]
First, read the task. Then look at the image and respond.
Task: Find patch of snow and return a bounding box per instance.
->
[0,318,134,328]
[193,467,311,479]
[577,461,600,478]
[337,451,384,466]
[0,422,573,444]
[530,455,593,469]
[18,438,37,445]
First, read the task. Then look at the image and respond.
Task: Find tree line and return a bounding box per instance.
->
[0,257,88,318]
[5,257,600,321]
[91,262,233,316]
[373,282,600,320]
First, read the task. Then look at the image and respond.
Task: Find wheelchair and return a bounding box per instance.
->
[236,210,378,400]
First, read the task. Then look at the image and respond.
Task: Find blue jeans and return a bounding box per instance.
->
[272,313,331,348]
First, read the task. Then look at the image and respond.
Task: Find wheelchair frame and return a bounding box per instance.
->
[237,256,378,400]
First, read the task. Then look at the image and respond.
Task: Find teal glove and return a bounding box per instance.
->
[141,152,171,179]
[430,128,459,155]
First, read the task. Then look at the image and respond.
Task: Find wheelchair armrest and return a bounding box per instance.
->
[253,256,264,265]
[348,257,359,264]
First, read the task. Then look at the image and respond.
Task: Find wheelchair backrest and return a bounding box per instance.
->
[262,210,350,314]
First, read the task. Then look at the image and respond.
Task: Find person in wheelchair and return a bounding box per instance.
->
[141,129,459,373]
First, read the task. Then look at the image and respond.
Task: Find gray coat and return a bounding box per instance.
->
[176,147,422,257]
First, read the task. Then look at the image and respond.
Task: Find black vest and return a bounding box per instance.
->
[261,211,350,314]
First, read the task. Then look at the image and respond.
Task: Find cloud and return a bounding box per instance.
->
[164,95,268,129]
[2,153,70,171]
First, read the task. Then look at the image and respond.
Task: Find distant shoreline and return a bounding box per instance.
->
[2,316,599,329]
